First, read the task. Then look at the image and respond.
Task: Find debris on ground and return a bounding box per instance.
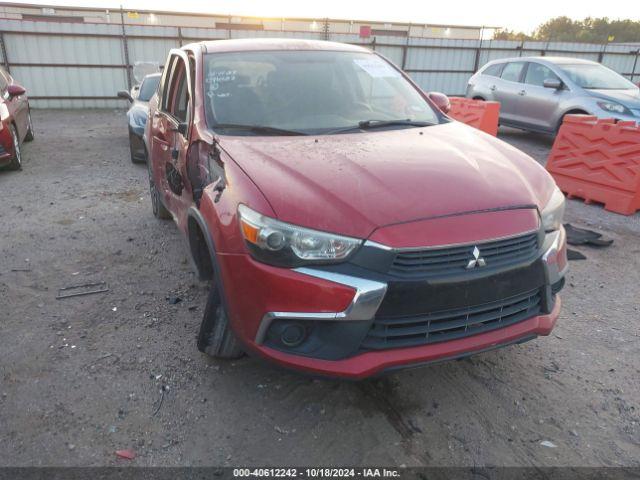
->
[564,224,613,247]
[115,449,136,460]
[167,296,182,305]
[540,440,557,448]
[56,282,109,299]
[152,385,169,417]
[567,249,587,261]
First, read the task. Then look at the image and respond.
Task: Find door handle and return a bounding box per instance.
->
[489,85,496,91]
[518,90,526,96]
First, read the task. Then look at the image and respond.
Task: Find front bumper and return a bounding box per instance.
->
[591,107,640,124]
[219,225,567,379]
[254,299,560,378]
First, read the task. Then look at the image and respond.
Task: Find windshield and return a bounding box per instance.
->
[558,64,636,90]
[203,50,440,134]
[138,75,160,101]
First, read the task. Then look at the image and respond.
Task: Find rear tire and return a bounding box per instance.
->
[24,109,34,142]
[147,152,171,219]
[197,282,244,359]
[7,124,22,170]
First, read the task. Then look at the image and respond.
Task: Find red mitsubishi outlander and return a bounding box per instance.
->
[145,39,567,379]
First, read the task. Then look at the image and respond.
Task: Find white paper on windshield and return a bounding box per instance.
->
[353,58,400,78]
[206,69,238,94]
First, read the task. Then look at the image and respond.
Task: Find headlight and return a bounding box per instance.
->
[597,101,627,115]
[541,186,566,232]
[238,204,362,267]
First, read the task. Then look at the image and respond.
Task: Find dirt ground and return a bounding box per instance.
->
[1,110,639,467]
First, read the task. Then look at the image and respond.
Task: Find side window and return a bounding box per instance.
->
[482,63,504,77]
[500,62,525,83]
[171,68,189,122]
[159,55,178,112]
[161,55,190,123]
[524,63,559,87]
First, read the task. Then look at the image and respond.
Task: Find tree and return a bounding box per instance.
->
[493,29,532,41]
[493,16,640,43]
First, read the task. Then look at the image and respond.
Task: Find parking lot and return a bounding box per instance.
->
[1,109,639,467]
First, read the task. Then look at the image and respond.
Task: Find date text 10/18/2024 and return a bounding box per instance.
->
[233,468,401,478]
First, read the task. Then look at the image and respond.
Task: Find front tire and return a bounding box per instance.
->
[7,124,22,170]
[129,131,145,164]
[147,152,171,219]
[197,283,244,359]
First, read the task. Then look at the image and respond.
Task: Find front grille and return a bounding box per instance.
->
[361,288,542,350]
[389,231,539,279]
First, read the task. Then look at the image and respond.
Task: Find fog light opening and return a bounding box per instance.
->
[280,322,307,347]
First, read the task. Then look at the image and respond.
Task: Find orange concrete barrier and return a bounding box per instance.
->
[546,115,640,215]
[448,97,500,136]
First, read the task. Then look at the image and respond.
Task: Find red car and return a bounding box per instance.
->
[0,67,34,170]
[145,39,567,379]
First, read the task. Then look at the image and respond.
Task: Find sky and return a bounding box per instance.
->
[7,0,640,33]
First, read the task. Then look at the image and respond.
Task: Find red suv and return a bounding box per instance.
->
[145,39,567,379]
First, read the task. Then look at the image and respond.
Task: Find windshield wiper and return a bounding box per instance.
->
[213,123,308,136]
[359,119,434,129]
[326,119,435,134]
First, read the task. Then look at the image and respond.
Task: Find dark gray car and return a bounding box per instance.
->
[118,73,161,163]
[466,57,640,134]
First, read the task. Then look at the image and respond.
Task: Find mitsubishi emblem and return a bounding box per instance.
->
[466,246,486,269]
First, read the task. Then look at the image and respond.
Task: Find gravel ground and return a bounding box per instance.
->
[1,110,638,467]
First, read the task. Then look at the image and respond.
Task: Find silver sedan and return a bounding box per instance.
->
[466,56,640,134]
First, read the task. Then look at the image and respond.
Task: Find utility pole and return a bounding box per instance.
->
[120,6,132,89]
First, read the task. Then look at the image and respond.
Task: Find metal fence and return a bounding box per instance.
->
[1,17,639,108]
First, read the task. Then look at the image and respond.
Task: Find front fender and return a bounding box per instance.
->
[195,146,275,255]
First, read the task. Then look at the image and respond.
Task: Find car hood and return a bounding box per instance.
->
[126,102,149,124]
[220,122,555,239]
[127,102,149,115]
[589,88,640,109]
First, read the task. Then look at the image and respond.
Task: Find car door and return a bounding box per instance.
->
[519,62,566,132]
[150,51,194,227]
[492,61,527,124]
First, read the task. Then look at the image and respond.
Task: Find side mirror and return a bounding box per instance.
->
[117,90,134,102]
[543,79,562,90]
[428,91,451,114]
[7,84,26,97]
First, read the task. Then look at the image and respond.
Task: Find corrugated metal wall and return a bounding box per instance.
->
[1,17,639,108]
